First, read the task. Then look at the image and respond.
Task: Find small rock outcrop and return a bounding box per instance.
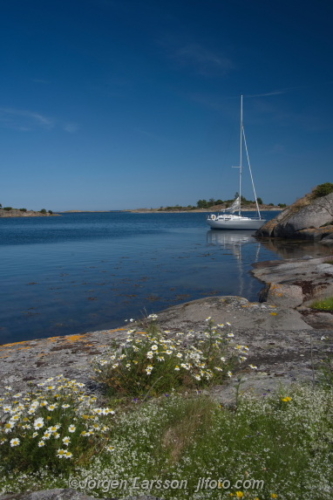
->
[252,256,333,328]
[256,188,333,244]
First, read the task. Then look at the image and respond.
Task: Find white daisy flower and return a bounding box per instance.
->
[34,418,44,430]
[47,404,57,411]
[102,408,115,415]
[147,314,158,320]
[10,438,20,447]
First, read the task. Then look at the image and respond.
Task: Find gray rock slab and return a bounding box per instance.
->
[256,191,333,240]
[276,192,333,235]
[252,256,333,304]
[156,295,312,331]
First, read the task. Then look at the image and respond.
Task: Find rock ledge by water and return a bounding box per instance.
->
[256,189,333,244]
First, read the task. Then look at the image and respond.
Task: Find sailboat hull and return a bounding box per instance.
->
[206,215,265,230]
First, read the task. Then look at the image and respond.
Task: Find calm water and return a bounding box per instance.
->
[0,211,328,344]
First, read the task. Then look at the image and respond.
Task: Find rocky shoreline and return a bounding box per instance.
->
[0,255,332,405]
[0,209,57,218]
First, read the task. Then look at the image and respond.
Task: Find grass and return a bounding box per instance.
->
[312,183,333,199]
[310,296,333,311]
[1,318,332,500]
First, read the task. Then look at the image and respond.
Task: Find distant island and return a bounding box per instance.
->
[127,196,286,213]
[0,206,56,218]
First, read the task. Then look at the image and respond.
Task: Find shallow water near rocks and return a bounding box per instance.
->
[0,211,330,344]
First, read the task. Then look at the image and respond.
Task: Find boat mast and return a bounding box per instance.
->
[241,96,263,220]
[239,95,243,216]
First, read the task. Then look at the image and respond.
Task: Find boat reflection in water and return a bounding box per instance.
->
[206,230,262,298]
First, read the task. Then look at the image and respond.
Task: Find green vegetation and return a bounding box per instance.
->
[0,206,53,214]
[94,317,237,398]
[158,204,196,211]
[312,182,333,198]
[310,296,333,311]
[1,318,332,499]
[157,196,284,211]
[0,376,115,478]
[196,196,281,209]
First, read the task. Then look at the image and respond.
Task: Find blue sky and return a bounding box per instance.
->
[1,0,333,211]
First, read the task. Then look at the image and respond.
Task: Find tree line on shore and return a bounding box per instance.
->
[158,195,287,212]
[0,204,53,214]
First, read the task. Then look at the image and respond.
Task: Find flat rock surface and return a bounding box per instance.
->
[1,254,332,404]
[252,256,333,326]
[156,295,312,330]
[0,296,332,405]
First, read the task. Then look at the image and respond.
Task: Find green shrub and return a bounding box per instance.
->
[0,375,115,475]
[48,210,53,214]
[312,182,333,198]
[94,317,245,398]
[3,207,13,211]
[40,209,47,214]
[19,208,27,212]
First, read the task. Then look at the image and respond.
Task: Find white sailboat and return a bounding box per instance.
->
[206,95,266,230]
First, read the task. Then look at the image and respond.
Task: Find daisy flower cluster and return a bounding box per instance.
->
[0,375,115,474]
[94,317,249,397]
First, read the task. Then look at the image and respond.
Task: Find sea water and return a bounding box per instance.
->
[0,211,321,344]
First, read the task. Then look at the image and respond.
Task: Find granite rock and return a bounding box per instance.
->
[256,190,333,241]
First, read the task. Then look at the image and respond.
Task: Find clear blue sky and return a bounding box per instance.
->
[1,0,333,211]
